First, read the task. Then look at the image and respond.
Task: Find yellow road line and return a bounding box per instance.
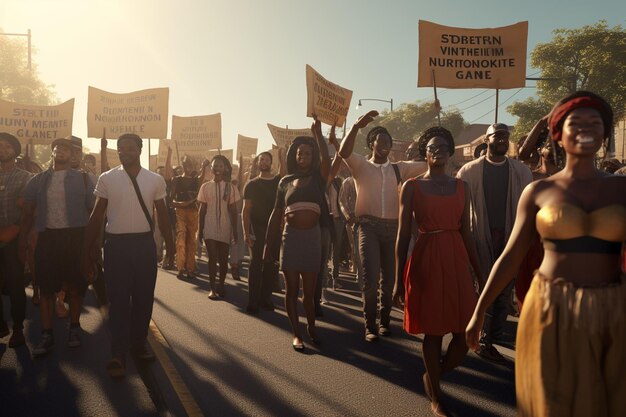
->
[148,319,204,417]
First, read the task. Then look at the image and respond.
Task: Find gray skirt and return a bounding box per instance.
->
[280,223,321,273]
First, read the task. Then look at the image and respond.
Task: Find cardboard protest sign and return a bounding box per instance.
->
[206,149,233,164]
[237,134,258,158]
[0,98,74,149]
[157,139,174,168]
[92,148,121,175]
[418,20,528,89]
[87,86,169,138]
[171,114,222,166]
[306,65,352,126]
[149,155,158,171]
[267,123,311,149]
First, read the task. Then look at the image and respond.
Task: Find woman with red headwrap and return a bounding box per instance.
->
[466,91,625,417]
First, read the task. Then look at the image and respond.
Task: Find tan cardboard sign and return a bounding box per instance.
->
[206,149,233,164]
[237,134,258,158]
[305,65,353,126]
[418,20,528,89]
[0,98,74,148]
[267,123,311,149]
[171,113,222,166]
[87,86,169,138]
[156,139,174,169]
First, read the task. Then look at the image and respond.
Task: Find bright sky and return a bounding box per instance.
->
[1,0,624,160]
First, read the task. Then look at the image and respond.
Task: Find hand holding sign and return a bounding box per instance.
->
[328,125,338,148]
[311,117,323,141]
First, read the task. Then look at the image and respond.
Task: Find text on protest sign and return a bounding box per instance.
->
[171,114,222,166]
[87,86,169,139]
[237,134,258,158]
[267,123,311,149]
[417,20,528,89]
[305,65,353,126]
[0,98,74,148]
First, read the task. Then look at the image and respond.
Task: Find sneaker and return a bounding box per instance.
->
[475,343,510,364]
[176,271,186,280]
[0,321,9,339]
[67,327,81,348]
[378,326,392,337]
[32,333,54,356]
[8,329,26,348]
[365,329,379,343]
[131,344,156,362]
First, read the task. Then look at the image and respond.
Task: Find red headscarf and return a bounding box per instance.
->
[548,96,611,142]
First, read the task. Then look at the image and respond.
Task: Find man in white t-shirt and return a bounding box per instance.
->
[339,111,427,342]
[82,133,174,378]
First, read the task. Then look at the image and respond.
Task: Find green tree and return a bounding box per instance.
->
[0,31,56,105]
[352,100,466,154]
[508,21,626,140]
[1,29,57,164]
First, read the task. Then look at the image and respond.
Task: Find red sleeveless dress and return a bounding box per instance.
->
[403,179,478,335]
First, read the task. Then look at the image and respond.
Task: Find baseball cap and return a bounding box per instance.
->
[485,123,509,137]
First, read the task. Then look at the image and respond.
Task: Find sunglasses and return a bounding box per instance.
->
[426,144,449,153]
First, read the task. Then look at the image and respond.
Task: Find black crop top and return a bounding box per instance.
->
[275,173,325,210]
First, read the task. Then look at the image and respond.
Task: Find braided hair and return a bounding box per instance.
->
[416,126,455,158]
[211,154,233,201]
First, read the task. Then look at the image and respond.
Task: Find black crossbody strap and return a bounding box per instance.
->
[125,169,154,231]
[391,163,401,184]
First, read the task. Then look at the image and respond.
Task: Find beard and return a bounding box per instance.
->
[488,142,508,157]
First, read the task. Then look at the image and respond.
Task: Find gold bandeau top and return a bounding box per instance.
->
[536,203,626,242]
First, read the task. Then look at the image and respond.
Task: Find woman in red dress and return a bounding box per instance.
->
[394,127,483,416]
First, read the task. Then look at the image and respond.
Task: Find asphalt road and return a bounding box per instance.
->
[1,259,517,417]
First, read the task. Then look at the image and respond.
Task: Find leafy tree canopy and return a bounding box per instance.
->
[0,29,56,105]
[508,21,626,140]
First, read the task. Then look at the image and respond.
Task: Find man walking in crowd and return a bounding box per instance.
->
[339,111,426,342]
[456,123,532,362]
[82,133,173,378]
[0,133,31,348]
[242,151,281,313]
[339,174,362,284]
[170,155,200,279]
[20,136,95,356]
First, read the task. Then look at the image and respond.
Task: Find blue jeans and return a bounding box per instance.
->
[480,228,512,345]
[358,217,398,331]
[104,232,157,358]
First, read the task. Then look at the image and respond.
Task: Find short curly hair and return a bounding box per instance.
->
[366,126,392,149]
[416,126,455,158]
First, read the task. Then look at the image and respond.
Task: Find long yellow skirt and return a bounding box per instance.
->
[516,274,626,417]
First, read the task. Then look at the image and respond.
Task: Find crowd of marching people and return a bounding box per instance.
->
[0,90,624,416]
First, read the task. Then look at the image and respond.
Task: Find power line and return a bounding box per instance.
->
[444,89,490,108]
[459,92,497,112]
[468,87,525,124]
